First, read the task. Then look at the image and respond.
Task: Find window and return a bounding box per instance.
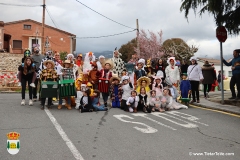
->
[13,40,22,49]
[23,24,31,30]
[228,71,232,77]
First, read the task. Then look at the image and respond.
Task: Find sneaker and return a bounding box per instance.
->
[229,97,236,100]
[30,83,36,88]
[21,99,25,106]
[235,97,240,101]
[29,100,33,106]
[206,92,209,98]
[190,100,196,104]
[41,106,45,110]
[197,100,200,103]
[33,98,37,102]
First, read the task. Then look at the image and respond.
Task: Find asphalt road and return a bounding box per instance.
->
[0,93,239,160]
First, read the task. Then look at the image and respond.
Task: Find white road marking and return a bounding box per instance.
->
[132,113,176,130]
[113,114,158,133]
[167,111,209,126]
[44,108,84,160]
[151,112,198,128]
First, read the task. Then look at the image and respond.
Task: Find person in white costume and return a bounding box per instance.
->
[165,57,180,87]
[83,52,96,72]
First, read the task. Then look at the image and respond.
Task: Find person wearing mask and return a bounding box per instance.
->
[223,49,240,100]
[187,57,204,103]
[31,47,44,101]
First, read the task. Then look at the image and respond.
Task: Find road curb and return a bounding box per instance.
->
[190,103,240,116]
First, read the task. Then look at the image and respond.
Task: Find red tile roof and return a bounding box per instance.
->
[4,19,75,36]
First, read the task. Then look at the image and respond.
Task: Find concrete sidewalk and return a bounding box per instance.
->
[190,90,240,115]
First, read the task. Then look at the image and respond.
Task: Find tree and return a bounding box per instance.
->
[180,0,240,35]
[162,38,198,62]
[59,51,68,61]
[119,38,137,62]
[134,29,164,60]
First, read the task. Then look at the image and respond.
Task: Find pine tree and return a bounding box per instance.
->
[180,0,240,35]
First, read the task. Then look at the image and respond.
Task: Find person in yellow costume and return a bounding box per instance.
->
[86,82,94,97]
[136,76,151,96]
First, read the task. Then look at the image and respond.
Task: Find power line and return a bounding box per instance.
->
[76,29,136,39]
[0,2,41,7]
[46,6,59,29]
[74,0,135,30]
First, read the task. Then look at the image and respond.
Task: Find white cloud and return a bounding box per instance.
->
[0,0,239,57]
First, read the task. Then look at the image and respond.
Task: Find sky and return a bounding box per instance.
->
[1,0,239,59]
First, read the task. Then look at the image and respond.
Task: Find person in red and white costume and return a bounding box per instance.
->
[98,59,113,107]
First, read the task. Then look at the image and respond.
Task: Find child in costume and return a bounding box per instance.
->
[88,62,100,89]
[165,78,179,102]
[58,60,74,110]
[75,53,83,67]
[86,82,94,97]
[161,87,188,110]
[126,90,139,113]
[145,59,156,90]
[109,76,123,108]
[120,76,133,111]
[39,60,58,110]
[180,73,191,98]
[75,78,83,109]
[92,90,108,111]
[152,73,163,97]
[137,87,149,112]
[79,89,94,113]
[18,57,37,106]
[98,59,113,107]
[136,76,151,96]
[134,59,146,88]
[149,90,164,112]
[121,69,127,77]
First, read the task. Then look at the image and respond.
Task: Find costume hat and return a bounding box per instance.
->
[137,76,151,87]
[104,58,113,70]
[63,60,74,68]
[43,60,55,68]
[110,76,121,84]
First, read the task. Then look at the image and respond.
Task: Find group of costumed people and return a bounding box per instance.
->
[18,47,190,112]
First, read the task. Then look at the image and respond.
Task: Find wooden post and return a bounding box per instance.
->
[41,0,46,54]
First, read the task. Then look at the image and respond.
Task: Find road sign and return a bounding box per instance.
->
[216,26,227,42]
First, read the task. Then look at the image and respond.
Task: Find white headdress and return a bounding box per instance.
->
[83,52,96,71]
[167,57,176,65]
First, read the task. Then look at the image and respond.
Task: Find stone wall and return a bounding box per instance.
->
[0,53,22,73]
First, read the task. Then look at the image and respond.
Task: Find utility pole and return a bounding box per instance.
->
[136,19,139,57]
[41,0,46,54]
